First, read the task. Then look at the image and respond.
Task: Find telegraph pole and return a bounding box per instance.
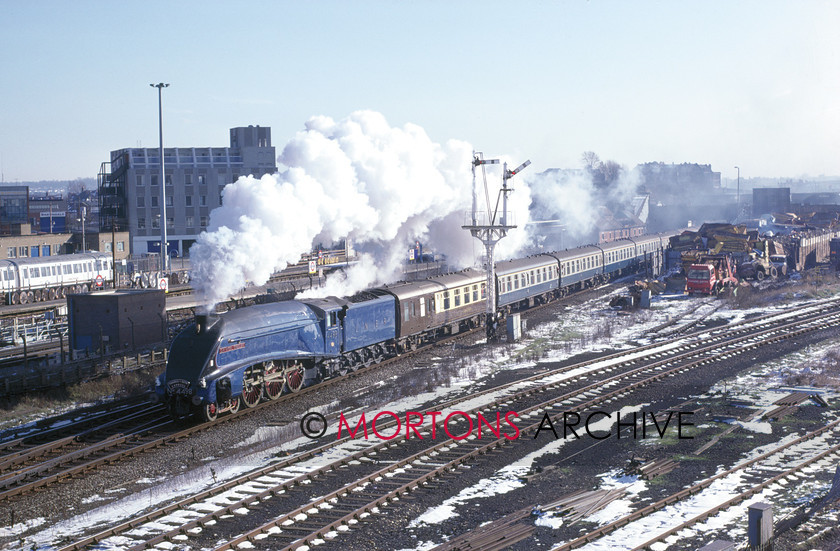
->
[462,152,530,340]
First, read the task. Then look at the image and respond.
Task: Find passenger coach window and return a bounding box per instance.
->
[454,289,461,307]
[472,285,478,302]
[404,304,410,322]
[420,297,426,317]
[443,291,450,310]
[481,283,486,299]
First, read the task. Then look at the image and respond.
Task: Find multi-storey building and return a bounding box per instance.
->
[0,186,30,235]
[99,126,276,256]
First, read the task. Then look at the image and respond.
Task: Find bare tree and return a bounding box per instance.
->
[581,151,602,172]
[600,160,622,185]
[68,179,87,196]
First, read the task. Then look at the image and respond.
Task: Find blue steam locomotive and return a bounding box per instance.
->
[155,234,674,421]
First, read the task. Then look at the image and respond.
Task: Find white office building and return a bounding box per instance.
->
[99,126,276,257]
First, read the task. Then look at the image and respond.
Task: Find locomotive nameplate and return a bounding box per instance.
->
[167,379,193,395]
[218,342,246,354]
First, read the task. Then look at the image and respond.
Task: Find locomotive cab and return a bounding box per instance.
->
[299,297,345,357]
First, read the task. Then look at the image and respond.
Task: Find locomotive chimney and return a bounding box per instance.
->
[195,312,219,334]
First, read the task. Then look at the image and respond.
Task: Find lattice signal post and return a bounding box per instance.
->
[463,152,530,340]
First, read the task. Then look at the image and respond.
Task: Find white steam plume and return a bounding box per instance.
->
[190,110,524,309]
[524,164,643,250]
[526,168,599,247]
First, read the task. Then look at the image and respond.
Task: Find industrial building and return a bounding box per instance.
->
[67,290,166,353]
[28,192,67,233]
[98,126,277,256]
[752,187,791,217]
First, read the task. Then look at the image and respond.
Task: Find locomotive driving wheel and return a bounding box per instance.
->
[202,402,219,422]
[241,366,262,408]
[262,361,283,400]
[227,396,241,414]
[282,360,305,393]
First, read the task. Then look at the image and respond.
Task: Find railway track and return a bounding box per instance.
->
[0,395,150,443]
[0,399,157,466]
[0,405,176,502]
[213,304,840,551]
[50,297,840,550]
[440,419,840,551]
[553,421,840,550]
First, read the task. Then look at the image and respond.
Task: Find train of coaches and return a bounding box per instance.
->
[155,233,677,421]
[0,252,114,305]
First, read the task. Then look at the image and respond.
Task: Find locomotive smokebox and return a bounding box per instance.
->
[195,313,220,334]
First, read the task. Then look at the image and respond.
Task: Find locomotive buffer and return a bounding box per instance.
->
[462,152,530,340]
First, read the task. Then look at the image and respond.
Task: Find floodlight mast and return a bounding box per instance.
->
[463,151,530,340]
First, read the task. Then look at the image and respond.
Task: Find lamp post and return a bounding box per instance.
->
[151,82,169,273]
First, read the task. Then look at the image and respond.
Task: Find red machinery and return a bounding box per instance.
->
[685,254,739,295]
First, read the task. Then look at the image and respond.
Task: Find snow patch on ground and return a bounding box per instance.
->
[0,517,46,538]
[409,405,649,529]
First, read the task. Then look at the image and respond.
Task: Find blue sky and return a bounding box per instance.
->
[1,1,838,182]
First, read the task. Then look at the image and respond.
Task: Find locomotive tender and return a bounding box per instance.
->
[156,234,674,421]
[0,251,114,305]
